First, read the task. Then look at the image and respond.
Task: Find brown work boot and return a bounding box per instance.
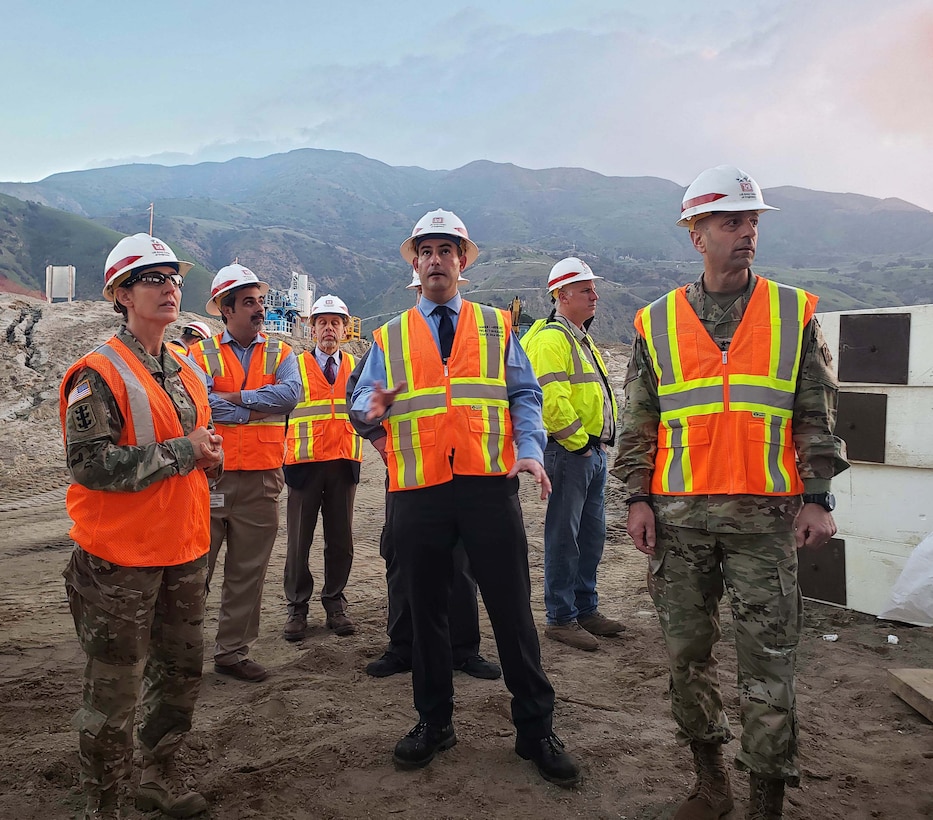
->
[544,622,599,651]
[136,758,207,818]
[672,741,734,819]
[747,773,785,819]
[83,785,123,819]
[283,612,308,642]
[326,611,356,636]
[578,610,625,636]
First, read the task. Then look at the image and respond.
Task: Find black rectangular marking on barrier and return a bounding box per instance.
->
[799,537,847,606]
[838,313,910,385]
[836,391,887,463]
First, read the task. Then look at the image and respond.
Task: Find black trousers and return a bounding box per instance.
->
[283,460,357,617]
[392,474,555,739]
[381,489,481,665]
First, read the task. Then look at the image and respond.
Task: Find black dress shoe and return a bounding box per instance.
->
[515,733,581,787]
[393,722,457,769]
[366,652,412,678]
[454,654,502,680]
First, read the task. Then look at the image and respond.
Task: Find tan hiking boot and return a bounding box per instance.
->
[136,758,207,818]
[544,622,599,651]
[673,741,734,819]
[578,610,625,636]
[747,773,785,819]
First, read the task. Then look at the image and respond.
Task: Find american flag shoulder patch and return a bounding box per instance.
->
[67,379,93,407]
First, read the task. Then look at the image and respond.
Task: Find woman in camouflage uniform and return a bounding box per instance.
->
[60,233,222,819]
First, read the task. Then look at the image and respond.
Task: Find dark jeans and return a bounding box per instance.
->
[392,475,555,739]
[542,440,608,624]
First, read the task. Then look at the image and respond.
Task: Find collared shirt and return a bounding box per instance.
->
[611,271,849,533]
[351,294,547,463]
[314,346,341,372]
[201,329,301,424]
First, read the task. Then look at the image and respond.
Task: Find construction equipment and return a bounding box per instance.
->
[263,274,361,341]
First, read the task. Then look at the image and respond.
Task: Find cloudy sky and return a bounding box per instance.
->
[3,0,931,209]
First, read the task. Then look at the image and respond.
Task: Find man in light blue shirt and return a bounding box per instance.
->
[190,263,301,683]
[351,208,581,788]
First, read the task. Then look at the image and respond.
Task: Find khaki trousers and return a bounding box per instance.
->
[207,468,284,665]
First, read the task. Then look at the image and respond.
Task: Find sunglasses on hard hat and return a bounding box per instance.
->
[122,272,185,289]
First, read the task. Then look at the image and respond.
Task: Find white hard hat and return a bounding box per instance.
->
[182,320,212,340]
[206,263,270,316]
[399,208,479,270]
[677,165,779,228]
[102,233,194,301]
[405,270,470,289]
[546,257,602,294]
[311,293,350,319]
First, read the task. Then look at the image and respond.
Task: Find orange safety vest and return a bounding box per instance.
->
[59,337,211,567]
[189,334,290,471]
[285,351,363,464]
[166,340,188,356]
[374,301,515,492]
[634,277,818,496]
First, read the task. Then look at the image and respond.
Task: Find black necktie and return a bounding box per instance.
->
[434,306,454,360]
[324,356,336,384]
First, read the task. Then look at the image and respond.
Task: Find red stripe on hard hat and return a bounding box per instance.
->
[105,255,143,279]
[550,269,586,288]
[681,192,728,213]
[211,278,238,298]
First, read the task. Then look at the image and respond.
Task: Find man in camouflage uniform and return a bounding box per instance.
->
[62,233,222,818]
[612,166,848,820]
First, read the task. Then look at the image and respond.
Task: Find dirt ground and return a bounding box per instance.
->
[1,293,931,820]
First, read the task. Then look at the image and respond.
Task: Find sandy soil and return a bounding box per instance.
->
[1,293,931,820]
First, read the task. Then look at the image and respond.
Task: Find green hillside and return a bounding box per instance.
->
[2,151,932,340]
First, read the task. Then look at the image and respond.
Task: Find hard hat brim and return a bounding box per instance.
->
[206,280,270,316]
[676,204,779,229]
[399,236,480,270]
[102,259,194,301]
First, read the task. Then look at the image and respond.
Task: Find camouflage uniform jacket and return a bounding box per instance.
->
[610,272,849,533]
[64,326,220,492]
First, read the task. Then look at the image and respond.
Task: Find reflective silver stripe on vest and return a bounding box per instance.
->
[449,383,509,403]
[176,354,208,388]
[767,419,792,492]
[659,384,724,414]
[663,417,688,493]
[727,383,794,412]
[393,417,419,488]
[647,296,676,385]
[289,401,349,420]
[392,392,447,417]
[775,283,803,381]
[264,337,282,373]
[96,344,156,446]
[477,304,505,380]
[201,338,224,376]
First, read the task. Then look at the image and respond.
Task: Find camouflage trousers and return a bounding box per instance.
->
[648,523,802,784]
[63,547,207,798]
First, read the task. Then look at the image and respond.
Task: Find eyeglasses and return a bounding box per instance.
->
[123,272,185,289]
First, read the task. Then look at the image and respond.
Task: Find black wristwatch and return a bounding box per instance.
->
[802,492,836,512]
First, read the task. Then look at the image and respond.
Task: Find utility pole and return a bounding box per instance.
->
[148,203,154,235]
